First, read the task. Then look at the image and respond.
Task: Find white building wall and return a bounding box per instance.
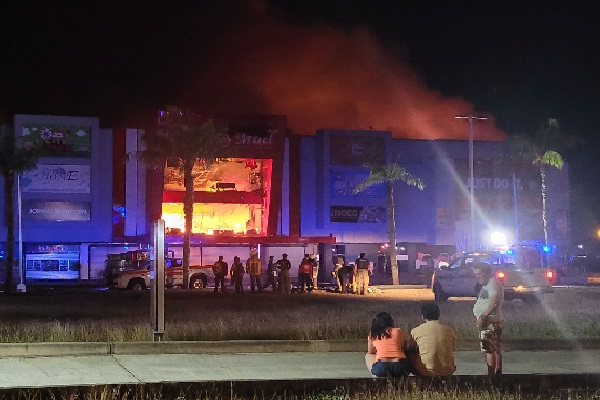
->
[125,129,147,237]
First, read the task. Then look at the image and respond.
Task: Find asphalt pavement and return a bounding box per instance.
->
[1,350,600,389]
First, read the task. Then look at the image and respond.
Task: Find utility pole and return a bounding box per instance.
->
[455,115,487,251]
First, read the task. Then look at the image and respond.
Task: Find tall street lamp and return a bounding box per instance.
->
[455,115,487,250]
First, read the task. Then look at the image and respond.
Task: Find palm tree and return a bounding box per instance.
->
[354,163,424,285]
[140,109,226,289]
[0,125,39,293]
[508,119,569,246]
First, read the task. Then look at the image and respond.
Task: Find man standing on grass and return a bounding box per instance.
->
[298,254,314,293]
[276,253,292,293]
[213,256,228,293]
[354,253,371,295]
[246,250,263,293]
[408,303,456,376]
[472,262,504,382]
[265,255,279,292]
[230,256,245,293]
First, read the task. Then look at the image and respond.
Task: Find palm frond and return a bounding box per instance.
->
[354,163,425,193]
[540,150,564,169]
[139,119,226,169]
[0,125,39,176]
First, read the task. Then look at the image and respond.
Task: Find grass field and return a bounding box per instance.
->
[0,286,599,343]
[3,382,598,400]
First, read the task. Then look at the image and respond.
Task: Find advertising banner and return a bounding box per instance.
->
[330,205,386,223]
[23,201,91,221]
[330,170,385,198]
[21,124,91,158]
[21,164,91,193]
[330,135,385,166]
[454,160,543,240]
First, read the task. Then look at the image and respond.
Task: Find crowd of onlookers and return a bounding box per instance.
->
[211,253,504,381]
[365,262,504,382]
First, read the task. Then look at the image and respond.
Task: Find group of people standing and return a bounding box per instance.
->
[211,252,317,294]
[365,261,504,382]
[212,253,264,294]
[332,253,373,295]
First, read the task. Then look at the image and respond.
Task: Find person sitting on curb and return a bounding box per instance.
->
[407,303,456,376]
[365,312,410,378]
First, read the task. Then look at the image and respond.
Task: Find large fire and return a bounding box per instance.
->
[181,2,505,141]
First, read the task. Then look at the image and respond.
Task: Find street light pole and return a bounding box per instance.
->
[17,173,26,292]
[455,115,487,251]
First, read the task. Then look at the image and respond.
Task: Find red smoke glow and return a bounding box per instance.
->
[184,4,505,141]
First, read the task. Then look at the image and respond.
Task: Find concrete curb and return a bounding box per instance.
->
[1,339,600,357]
[110,339,363,355]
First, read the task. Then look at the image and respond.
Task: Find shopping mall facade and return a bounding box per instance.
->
[0,113,570,286]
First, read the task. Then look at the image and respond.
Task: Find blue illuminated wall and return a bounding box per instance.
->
[0,115,113,243]
[300,130,570,249]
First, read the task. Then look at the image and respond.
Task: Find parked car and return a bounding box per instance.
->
[436,253,450,269]
[432,251,555,302]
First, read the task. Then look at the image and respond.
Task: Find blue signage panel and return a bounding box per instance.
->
[330,171,385,198]
[330,205,386,223]
[23,201,91,221]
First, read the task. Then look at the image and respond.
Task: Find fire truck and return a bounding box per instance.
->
[107,249,213,290]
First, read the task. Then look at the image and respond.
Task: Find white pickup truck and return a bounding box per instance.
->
[432,251,555,302]
[111,258,214,290]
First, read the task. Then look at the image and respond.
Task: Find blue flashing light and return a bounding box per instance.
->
[506,249,514,255]
[542,245,552,253]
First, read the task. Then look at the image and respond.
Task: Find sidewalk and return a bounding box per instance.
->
[1,350,600,389]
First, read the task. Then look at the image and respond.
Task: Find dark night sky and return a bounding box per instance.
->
[1,1,599,243]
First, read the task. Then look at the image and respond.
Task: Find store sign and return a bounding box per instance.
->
[330,171,385,198]
[220,129,276,147]
[23,201,91,221]
[21,164,90,193]
[510,239,544,246]
[21,124,91,158]
[330,206,386,223]
[330,135,385,166]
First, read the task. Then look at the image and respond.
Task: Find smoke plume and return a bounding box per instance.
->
[184,2,505,141]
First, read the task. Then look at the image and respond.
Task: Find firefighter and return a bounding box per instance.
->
[246,250,263,293]
[332,255,346,292]
[276,253,292,294]
[213,255,228,293]
[265,255,279,292]
[355,253,371,295]
[298,254,314,293]
[310,254,318,291]
[230,256,245,293]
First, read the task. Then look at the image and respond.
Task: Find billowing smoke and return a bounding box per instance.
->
[183,2,505,140]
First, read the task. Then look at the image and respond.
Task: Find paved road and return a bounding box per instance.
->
[1,350,599,389]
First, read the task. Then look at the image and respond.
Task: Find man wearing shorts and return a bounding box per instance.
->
[472,262,504,381]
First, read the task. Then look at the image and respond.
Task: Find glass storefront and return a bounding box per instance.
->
[25,244,80,281]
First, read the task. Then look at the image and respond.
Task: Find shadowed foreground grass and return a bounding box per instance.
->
[3,382,599,400]
[0,287,599,342]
